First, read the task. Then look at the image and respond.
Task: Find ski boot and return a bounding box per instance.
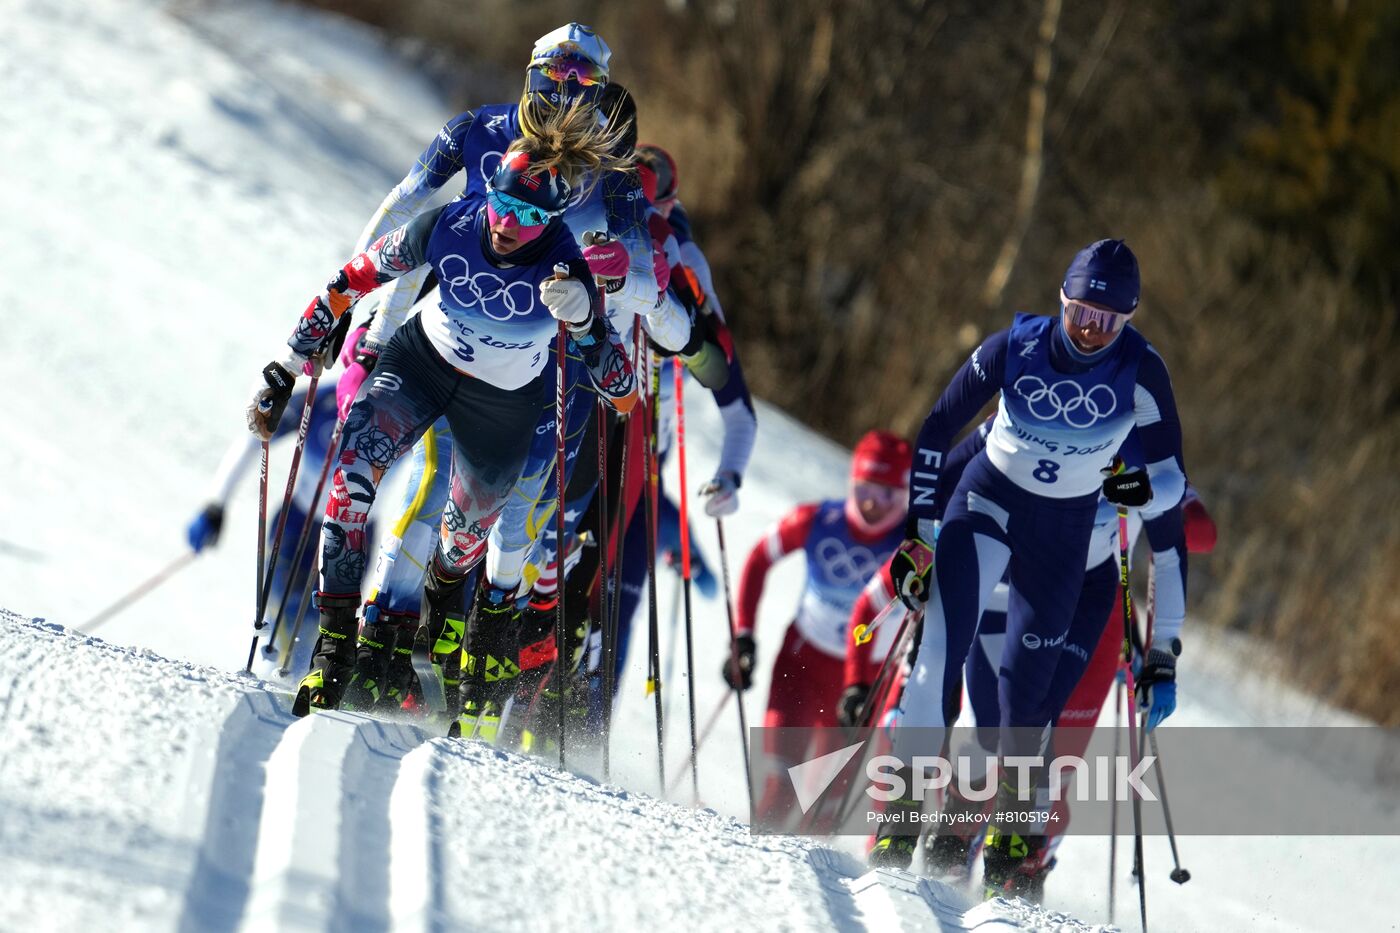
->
[376,615,420,713]
[922,788,989,882]
[293,594,360,717]
[450,583,522,744]
[981,780,1051,901]
[340,607,404,712]
[412,566,470,717]
[868,767,922,869]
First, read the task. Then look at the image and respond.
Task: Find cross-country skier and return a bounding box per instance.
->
[571,141,760,725]
[725,430,912,823]
[871,239,1187,882]
[328,41,693,735]
[844,420,1214,896]
[924,482,1217,898]
[246,109,636,718]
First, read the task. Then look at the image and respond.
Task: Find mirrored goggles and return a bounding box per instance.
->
[487,189,562,227]
[1060,288,1134,334]
[531,55,608,86]
[852,481,903,507]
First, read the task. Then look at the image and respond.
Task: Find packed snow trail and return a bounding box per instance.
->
[0,611,1112,932]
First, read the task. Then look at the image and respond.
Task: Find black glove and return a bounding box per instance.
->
[837,683,870,727]
[1102,467,1152,508]
[889,537,934,610]
[247,361,296,440]
[723,633,756,691]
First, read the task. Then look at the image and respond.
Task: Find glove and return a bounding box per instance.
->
[247,361,296,440]
[837,683,870,727]
[336,344,379,420]
[582,231,629,293]
[186,504,224,553]
[698,471,741,518]
[889,537,934,610]
[1135,641,1179,731]
[722,633,756,691]
[1102,466,1153,508]
[651,240,672,293]
[540,272,594,327]
[338,324,368,369]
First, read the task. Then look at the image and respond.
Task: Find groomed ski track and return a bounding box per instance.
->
[0,610,1108,932]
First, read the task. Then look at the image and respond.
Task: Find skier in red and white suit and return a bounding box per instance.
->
[724,430,912,822]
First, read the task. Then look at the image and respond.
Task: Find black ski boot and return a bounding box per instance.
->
[981,780,1051,901]
[450,583,522,744]
[922,788,988,881]
[868,766,922,869]
[412,566,470,717]
[293,594,359,717]
[340,615,399,712]
[376,615,419,713]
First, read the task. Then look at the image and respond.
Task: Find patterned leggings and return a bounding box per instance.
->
[317,314,544,601]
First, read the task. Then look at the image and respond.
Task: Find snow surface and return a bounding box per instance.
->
[1,0,1394,930]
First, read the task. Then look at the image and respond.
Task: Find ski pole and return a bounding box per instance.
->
[661,555,683,726]
[1117,503,1148,932]
[254,371,321,633]
[245,439,271,671]
[715,517,754,812]
[594,398,613,778]
[553,317,570,771]
[830,608,916,831]
[1109,674,1123,920]
[642,341,666,791]
[1147,728,1191,884]
[1141,552,1189,884]
[852,599,904,647]
[667,691,731,795]
[264,416,343,656]
[673,357,701,800]
[601,404,631,770]
[82,551,198,632]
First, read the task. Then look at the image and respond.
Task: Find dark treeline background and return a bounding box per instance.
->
[299,0,1400,723]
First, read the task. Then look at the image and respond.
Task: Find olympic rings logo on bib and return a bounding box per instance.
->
[438,254,538,321]
[1013,375,1118,428]
[814,538,882,587]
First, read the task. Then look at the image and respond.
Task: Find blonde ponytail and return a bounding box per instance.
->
[512,94,634,200]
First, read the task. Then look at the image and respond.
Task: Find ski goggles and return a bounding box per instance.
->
[530,55,608,86]
[852,481,904,507]
[487,189,563,227]
[1060,288,1135,334]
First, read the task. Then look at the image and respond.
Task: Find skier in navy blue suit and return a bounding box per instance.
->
[871,240,1186,883]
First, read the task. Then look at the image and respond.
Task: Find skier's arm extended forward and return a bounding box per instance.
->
[247,207,443,439]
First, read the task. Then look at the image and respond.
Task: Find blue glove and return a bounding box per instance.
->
[1135,643,1179,731]
[187,504,224,553]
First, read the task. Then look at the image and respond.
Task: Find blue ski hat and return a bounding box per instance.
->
[490,149,572,216]
[1062,239,1140,313]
